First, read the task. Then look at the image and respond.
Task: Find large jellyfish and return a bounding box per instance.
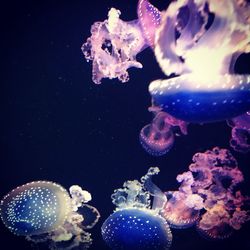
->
[150,0,250,122]
[162,147,250,239]
[101,167,172,250]
[0,181,100,249]
[82,0,250,156]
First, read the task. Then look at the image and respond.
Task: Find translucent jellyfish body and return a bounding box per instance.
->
[162,169,203,229]
[82,8,146,84]
[0,181,100,249]
[162,191,202,229]
[82,1,162,84]
[140,108,188,156]
[150,0,250,122]
[101,167,172,250]
[162,148,250,239]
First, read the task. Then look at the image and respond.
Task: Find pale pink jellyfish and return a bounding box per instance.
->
[162,171,203,229]
[140,108,188,156]
[82,1,161,84]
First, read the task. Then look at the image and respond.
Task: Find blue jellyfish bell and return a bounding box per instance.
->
[101,167,172,250]
[0,181,100,249]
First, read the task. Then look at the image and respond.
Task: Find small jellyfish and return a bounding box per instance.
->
[101,167,172,250]
[227,111,250,153]
[82,8,147,84]
[150,0,250,122]
[140,108,188,156]
[0,181,100,249]
[197,190,250,240]
[162,192,202,229]
[162,171,203,229]
[196,204,234,240]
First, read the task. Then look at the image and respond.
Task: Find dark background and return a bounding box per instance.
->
[1,0,250,249]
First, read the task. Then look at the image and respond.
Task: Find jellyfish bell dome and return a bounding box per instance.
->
[0,181,71,236]
[0,181,100,249]
[102,208,172,250]
[162,191,201,229]
[150,0,250,123]
[196,215,234,240]
[139,110,188,156]
[101,167,172,250]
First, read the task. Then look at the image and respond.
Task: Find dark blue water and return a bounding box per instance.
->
[1,1,250,249]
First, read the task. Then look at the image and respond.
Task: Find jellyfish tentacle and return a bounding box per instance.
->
[155,5,184,76]
[141,167,167,211]
[176,0,208,55]
[162,171,203,229]
[80,204,101,229]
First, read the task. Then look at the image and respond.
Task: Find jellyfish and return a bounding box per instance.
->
[193,148,250,239]
[161,147,250,239]
[150,0,250,122]
[0,181,100,249]
[82,0,250,155]
[83,0,250,120]
[82,0,161,84]
[162,172,203,229]
[227,111,250,153]
[140,107,188,156]
[101,167,172,250]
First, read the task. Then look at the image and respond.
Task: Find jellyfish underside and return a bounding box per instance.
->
[197,212,234,240]
[150,0,250,123]
[162,193,200,229]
